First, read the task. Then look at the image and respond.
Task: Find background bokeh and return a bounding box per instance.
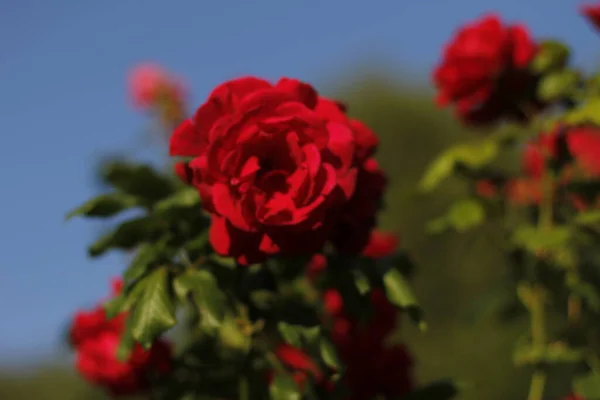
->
[1,0,599,398]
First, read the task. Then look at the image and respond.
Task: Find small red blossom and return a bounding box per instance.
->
[170,76,361,264]
[582,3,600,31]
[361,230,399,258]
[70,281,172,397]
[129,64,185,108]
[475,180,498,198]
[306,254,328,281]
[433,14,539,126]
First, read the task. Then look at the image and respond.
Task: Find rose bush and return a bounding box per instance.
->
[66,4,600,399]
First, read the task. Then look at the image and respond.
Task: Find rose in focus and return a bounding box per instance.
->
[170,76,388,264]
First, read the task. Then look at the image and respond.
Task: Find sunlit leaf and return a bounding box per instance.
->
[131,268,177,348]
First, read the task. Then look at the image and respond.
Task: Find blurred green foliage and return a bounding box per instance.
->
[0,73,555,399]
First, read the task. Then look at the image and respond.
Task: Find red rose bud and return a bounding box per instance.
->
[70,281,172,397]
[475,180,498,199]
[275,344,323,381]
[582,2,600,31]
[170,76,366,264]
[306,254,328,281]
[361,230,399,258]
[433,14,539,126]
[128,64,186,128]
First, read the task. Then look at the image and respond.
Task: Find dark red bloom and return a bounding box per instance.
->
[170,77,359,264]
[70,280,172,397]
[330,158,388,253]
[323,288,414,400]
[433,14,539,126]
[582,3,600,31]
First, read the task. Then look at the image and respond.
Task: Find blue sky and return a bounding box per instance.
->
[0,0,598,367]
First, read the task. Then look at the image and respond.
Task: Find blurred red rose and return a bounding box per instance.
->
[323,288,414,399]
[129,64,187,128]
[433,14,539,125]
[129,64,184,108]
[582,3,600,31]
[70,280,172,397]
[170,77,359,264]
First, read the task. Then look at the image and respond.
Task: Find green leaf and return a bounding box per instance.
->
[66,192,138,220]
[218,315,251,353]
[154,187,201,215]
[124,243,164,283]
[511,225,572,253]
[537,69,580,102]
[568,281,600,312]
[400,380,458,400]
[103,295,126,320]
[530,40,570,74]
[269,373,301,400]
[574,210,600,226]
[184,231,210,254]
[427,198,485,234]
[174,269,226,329]
[564,98,600,126]
[131,268,177,348]
[320,337,342,371]
[352,268,371,295]
[277,322,306,348]
[101,160,175,202]
[419,140,498,192]
[88,216,164,257]
[575,372,600,399]
[383,269,422,323]
[116,315,135,362]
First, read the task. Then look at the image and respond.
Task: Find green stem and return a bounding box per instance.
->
[525,165,553,400]
[527,371,546,400]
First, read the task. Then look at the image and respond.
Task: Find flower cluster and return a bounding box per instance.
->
[276,231,414,399]
[170,76,385,264]
[69,279,172,396]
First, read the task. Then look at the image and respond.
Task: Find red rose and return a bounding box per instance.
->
[433,14,539,125]
[582,3,600,31]
[170,77,358,264]
[70,282,172,396]
[565,126,600,177]
[315,97,378,164]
